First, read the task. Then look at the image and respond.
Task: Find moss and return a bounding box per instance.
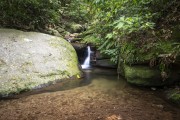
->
[57,27,66,33]
[124,65,160,79]
[0,59,6,67]
[0,29,81,97]
[70,23,83,33]
[123,64,179,86]
[39,70,70,78]
[124,64,163,86]
[0,77,36,96]
[21,61,33,72]
[167,89,180,107]
[127,78,153,86]
[49,37,74,51]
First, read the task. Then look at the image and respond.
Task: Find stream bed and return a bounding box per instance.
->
[0,67,179,120]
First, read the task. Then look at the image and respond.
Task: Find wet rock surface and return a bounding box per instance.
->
[0,29,81,96]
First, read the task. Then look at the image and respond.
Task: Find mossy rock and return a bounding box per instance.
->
[0,28,81,96]
[45,28,63,37]
[70,23,83,33]
[166,89,180,107]
[123,64,179,86]
[56,27,66,33]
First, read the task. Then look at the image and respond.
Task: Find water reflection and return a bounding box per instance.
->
[82,68,128,90]
[1,67,127,99]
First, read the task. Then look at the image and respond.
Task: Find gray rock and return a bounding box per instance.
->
[0,29,81,96]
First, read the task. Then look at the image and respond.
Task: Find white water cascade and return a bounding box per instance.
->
[81,46,91,69]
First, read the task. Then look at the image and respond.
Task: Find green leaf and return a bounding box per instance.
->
[115,22,124,29]
[106,33,113,39]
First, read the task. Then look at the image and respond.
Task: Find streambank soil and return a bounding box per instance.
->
[0,78,180,120]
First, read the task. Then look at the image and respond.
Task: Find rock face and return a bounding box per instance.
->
[0,29,81,96]
[95,59,117,68]
[71,43,87,64]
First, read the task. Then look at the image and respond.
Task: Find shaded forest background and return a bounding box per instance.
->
[0,0,180,77]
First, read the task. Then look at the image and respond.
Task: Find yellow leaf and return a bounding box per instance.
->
[76,74,80,79]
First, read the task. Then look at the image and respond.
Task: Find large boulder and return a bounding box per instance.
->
[0,29,81,96]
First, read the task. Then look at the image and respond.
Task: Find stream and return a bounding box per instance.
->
[0,67,180,120]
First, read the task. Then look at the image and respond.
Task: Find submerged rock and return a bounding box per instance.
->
[0,28,81,96]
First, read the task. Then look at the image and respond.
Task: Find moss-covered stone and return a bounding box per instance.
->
[57,27,66,33]
[0,28,81,96]
[166,89,180,107]
[70,23,83,33]
[124,64,160,86]
[123,64,179,86]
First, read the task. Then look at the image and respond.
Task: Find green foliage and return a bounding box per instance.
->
[120,42,137,64]
[167,89,180,106]
[60,0,89,23]
[0,0,179,73]
[82,0,180,73]
[82,0,157,63]
[0,0,61,29]
[114,15,155,36]
[83,35,101,45]
[0,0,88,30]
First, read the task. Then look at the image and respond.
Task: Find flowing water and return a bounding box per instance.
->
[81,46,91,69]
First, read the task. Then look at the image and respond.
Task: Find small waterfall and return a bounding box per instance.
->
[81,46,91,69]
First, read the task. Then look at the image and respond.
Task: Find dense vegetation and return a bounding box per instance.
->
[0,0,61,29]
[81,0,180,79]
[0,0,179,76]
[0,0,87,30]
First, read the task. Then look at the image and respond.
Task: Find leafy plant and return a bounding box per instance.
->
[0,0,61,29]
[82,0,180,76]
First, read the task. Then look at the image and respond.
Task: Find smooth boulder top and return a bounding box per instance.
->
[0,29,81,96]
